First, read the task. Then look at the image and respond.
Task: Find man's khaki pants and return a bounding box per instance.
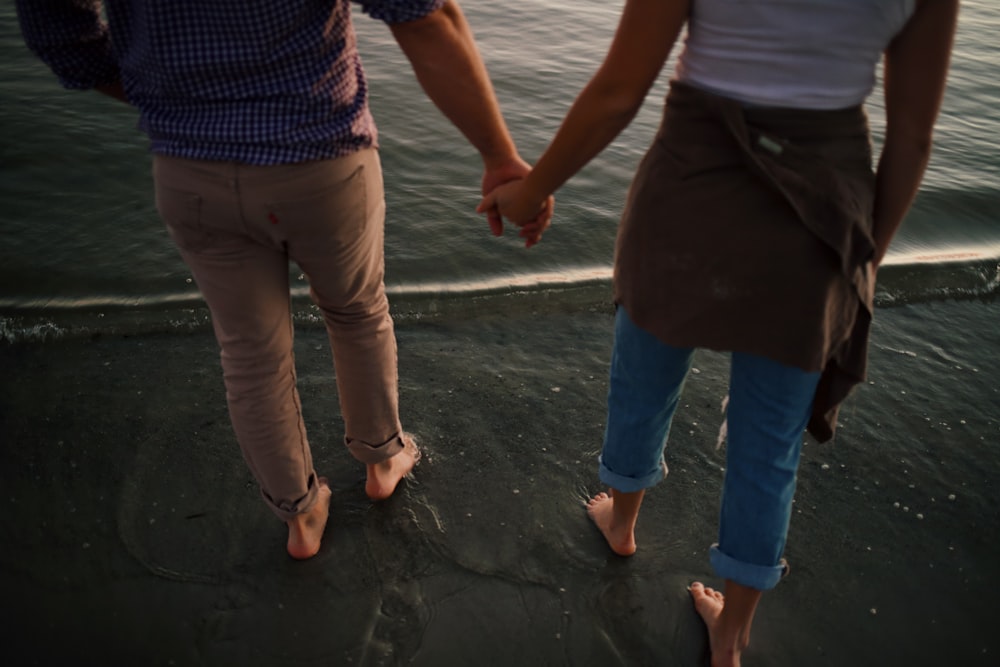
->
[154,148,404,521]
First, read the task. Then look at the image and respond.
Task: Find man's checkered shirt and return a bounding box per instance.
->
[17,0,445,165]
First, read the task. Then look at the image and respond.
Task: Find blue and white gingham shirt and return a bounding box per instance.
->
[16,0,445,165]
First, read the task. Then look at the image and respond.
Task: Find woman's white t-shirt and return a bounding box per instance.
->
[674,0,917,109]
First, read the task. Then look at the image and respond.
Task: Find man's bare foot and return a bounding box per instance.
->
[586,491,637,556]
[286,479,332,560]
[689,581,751,667]
[365,434,421,501]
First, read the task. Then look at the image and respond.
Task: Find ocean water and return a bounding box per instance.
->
[0,0,997,339]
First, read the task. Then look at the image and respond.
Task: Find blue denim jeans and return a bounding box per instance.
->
[599,307,821,590]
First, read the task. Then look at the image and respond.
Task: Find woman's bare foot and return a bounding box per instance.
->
[286,479,332,560]
[586,490,638,556]
[689,581,757,667]
[365,434,421,501]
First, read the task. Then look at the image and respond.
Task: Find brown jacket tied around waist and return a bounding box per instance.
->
[614,81,878,442]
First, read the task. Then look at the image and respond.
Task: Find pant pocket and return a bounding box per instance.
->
[263,161,369,241]
[155,182,210,252]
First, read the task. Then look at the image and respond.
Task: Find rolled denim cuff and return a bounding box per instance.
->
[598,455,668,493]
[709,543,789,591]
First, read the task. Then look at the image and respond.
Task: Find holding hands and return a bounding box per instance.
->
[478,171,554,249]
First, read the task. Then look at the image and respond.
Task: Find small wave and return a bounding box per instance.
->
[2,258,997,344]
[876,251,1000,306]
[0,291,205,312]
[0,267,615,344]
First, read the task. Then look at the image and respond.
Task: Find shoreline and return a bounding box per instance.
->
[1,256,998,344]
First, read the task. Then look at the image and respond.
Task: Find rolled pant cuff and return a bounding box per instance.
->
[709,543,788,591]
[346,432,405,465]
[598,455,668,493]
[262,473,319,522]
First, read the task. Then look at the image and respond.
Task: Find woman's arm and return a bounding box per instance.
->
[481,0,690,224]
[872,0,960,267]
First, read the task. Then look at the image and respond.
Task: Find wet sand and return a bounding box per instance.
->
[1,294,997,666]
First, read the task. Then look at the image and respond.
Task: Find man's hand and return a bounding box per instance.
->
[96,81,129,103]
[481,156,531,237]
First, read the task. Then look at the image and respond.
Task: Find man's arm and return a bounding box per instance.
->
[389,1,519,173]
[15,0,124,98]
[478,0,688,224]
[388,1,546,239]
[872,0,959,267]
